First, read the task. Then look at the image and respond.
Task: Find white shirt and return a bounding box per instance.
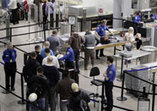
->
[42,56,60,68]
[125,33,135,46]
[8,0,17,10]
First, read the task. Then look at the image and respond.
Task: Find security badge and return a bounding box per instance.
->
[109,71,112,74]
[67,52,70,55]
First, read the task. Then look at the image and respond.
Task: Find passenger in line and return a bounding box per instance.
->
[56,70,75,111]
[84,30,99,70]
[47,30,60,56]
[43,56,60,111]
[40,41,53,58]
[42,48,60,68]
[35,45,43,65]
[69,30,84,73]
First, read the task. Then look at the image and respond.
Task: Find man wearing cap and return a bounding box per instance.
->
[95,20,112,59]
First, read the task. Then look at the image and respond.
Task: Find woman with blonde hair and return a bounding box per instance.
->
[124,27,135,51]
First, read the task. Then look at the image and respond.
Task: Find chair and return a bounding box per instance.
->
[89,67,103,107]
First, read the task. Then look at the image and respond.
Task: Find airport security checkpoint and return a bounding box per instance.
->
[1,0,157,111]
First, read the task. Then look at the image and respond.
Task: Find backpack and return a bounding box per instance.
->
[80,99,90,111]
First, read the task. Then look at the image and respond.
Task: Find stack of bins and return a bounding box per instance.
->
[125,66,150,97]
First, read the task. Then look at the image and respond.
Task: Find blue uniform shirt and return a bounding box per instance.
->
[96,24,109,37]
[134,15,141,24]
[58,47,74,62]
[106,64,116,82]
[40,48,53,58]
[152,14,157,20]
[2,48,17,63]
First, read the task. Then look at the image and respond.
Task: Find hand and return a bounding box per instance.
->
[105,77,109,81]
[104,73,107,77]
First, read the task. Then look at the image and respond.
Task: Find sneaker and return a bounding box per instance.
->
[11,87,15,91]
[96,57,100,59]
[2,90,10,94]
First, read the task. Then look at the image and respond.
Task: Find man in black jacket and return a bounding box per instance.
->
[23,51,40,83]
[35,45,43,65]
[43,56,60,111]
[69,83,90,111]
[27,66,51,111]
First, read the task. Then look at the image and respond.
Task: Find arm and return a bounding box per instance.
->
[58,51,71,61]
[2,51,5,62]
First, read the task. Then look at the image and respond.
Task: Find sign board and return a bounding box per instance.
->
[68,16,76,25]
[137,98,150,111]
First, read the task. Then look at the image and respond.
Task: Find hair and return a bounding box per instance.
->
[35,45,40,51]
[37,66,44,74]
[128,27,134,34]
[52,30,57,35]
[45,48,50,54]
[107,56,114,63]
[30,51,37,58]
[47,56,53,63]
[85,30,91,35]
[62,70,69,78]
[44,41,50,47]
[102,19,107,24]
[71,83,79,92]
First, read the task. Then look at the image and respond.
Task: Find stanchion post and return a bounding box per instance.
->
[9,27,12,42]
[18,73,26,104]
[152,84,156,111]
[117,55,124,81]
[43,22,46,42]
[117,71,127,101]
[114,46,116,55]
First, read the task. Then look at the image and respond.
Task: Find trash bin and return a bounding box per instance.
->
[140,46,157,64]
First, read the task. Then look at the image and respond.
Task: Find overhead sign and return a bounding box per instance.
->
[68,16,76,25]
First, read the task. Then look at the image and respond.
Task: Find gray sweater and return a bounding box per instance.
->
[84,34,99,49]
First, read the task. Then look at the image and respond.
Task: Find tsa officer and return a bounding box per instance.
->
[95,19,113,59]
[58,41,74,69]
[134,11,142,24]
[104,56,116,111]
[2,42,17,94]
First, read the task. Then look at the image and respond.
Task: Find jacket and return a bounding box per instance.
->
[8,0,17,10]
[69,33,84,51]
[56,77,75,100]
[23,58,40,82]
[2,48,17,63]
[27,74,50,99]
[43,65,60,87]
[84,33,99,49]
[69,90,90,111]
[58,47,74,62]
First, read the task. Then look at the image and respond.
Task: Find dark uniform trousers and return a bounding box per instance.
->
[105,80,113,111]
[73,50,80,72]
[4,62,16,90]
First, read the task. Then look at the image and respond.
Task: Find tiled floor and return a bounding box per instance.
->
[0,21,157,111]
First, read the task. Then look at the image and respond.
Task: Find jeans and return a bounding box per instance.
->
[60,99,70,111]
[30,98,45,111]
[50,87,57,111]
[74,50,80,72]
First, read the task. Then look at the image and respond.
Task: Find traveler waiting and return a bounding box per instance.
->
[84,30,99,70]
[8,0,19,24]
[56,70,75,111]
[103,56,116,111]
[43,56,60,111]
[69,83,90,111]
[47,30,60,55]
[42,48,60,68]
[35,45,43,65]
[23,51,40,83]
[40,41,53,58]
[69,30,84,73]
[2,43,17,94]
[27,66,51,111]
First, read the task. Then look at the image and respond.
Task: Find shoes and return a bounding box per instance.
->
[11,87,15,91]
[96,57,100,59]
[2,90,10,94]
[100,54,106,57]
